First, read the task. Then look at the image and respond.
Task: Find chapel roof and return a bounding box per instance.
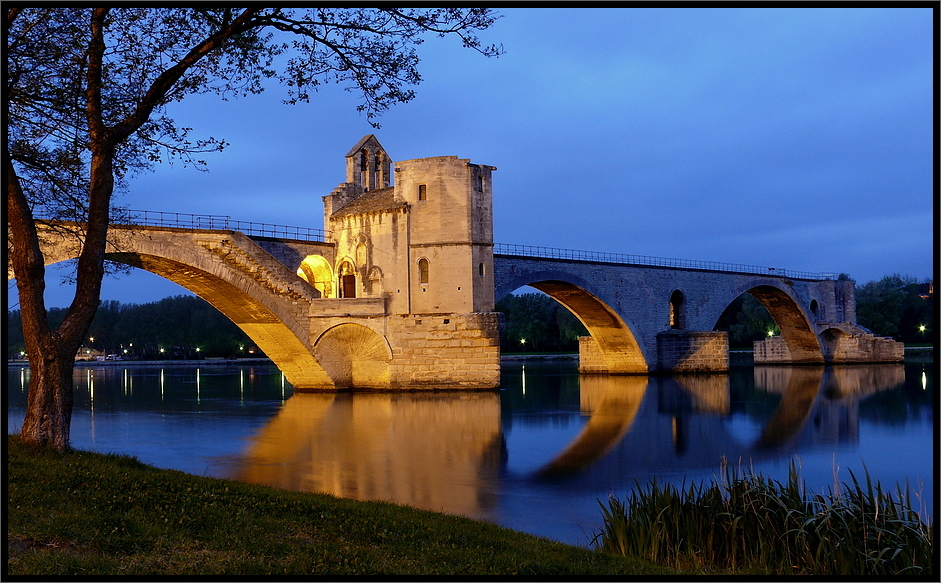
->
[331,186,406,218]
[345,134,385,158]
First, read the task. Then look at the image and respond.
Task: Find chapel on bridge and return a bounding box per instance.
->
[304,135,497,316]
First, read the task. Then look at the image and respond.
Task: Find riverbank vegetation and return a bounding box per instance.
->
[6,435,673,577]
[594,460,934,576]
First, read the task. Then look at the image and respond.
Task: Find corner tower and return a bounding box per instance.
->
[394,154,496,314]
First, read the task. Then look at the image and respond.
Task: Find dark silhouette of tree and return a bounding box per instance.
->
[8,295,256,360]
[856,274,933,342]
[496,292,587,352]
[714,293,779,348]
[6,7,502,450]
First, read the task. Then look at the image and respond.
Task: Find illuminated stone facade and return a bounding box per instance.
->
[303,135,501,388]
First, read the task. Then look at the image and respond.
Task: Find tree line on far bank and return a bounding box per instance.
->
[7,296,254,361]
[6,274,933,360]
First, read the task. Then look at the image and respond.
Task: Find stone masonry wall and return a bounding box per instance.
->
[656,330,729,372]
[578,336,607,374]
[753,336,792,363]
[829,333,904,363]
[386,312,501,388]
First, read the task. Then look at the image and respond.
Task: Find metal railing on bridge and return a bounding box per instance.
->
[36,208,837,280]
[117,210,329,242]
[494,243,838,281]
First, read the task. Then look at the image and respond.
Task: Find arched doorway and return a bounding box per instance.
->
[337,260,356,298]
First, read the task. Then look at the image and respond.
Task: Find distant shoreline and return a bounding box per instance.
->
[6,346,932,368]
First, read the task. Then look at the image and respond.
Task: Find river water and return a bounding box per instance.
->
[7,356,934,547]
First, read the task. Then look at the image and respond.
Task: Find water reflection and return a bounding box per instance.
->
[229,364,910,517]
[536,375,648,478]
[755,364,905,451]
[231,392,504,518]
[7,360,929,545]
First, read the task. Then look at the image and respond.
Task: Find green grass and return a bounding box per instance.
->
[6,435,673,577]
[594,459,934,576]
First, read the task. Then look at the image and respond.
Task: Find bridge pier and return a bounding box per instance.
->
[754,326,903,365]
[579,330,730,374]
[655,330,729,373]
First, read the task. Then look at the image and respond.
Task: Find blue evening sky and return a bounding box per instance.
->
[9,7,935,309]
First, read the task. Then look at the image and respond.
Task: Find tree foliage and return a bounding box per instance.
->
[713,293,780,348]
[7,296,254,360]
[496,292,587,353]
[5,7,501,450]
[855,274,933,342]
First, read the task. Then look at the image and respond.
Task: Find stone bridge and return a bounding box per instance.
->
[10,135,902,390]
[493,249,902,375]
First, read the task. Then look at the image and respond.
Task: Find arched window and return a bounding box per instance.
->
[478,262,485,278]
[810,299,820,320]
[418,258,429,284]
[669,290,685,329]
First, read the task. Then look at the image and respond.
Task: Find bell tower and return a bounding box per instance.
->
[345,134,390,191]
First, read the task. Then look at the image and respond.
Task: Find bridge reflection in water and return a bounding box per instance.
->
[234,392,504,518]
[228,363,907,521]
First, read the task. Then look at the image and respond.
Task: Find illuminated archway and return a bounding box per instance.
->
[96,251,336,389]
[715,284,823,363]
[496,272,648,374]
[337,259,357,298]
[669,289,685,329]
[20,225,338,389]
[297,254,335,298]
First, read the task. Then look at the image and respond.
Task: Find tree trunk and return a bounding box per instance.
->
[19,355,75,452]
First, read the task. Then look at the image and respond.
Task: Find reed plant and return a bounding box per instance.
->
[593,460,933,576]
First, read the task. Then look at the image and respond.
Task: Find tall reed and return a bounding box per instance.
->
[593,460,933,576]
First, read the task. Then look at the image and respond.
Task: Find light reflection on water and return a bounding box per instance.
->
[6,358,934,546]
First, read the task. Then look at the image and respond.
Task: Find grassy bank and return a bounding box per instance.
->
[6,435,673,577]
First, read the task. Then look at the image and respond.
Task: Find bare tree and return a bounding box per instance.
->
[5,7,501,451]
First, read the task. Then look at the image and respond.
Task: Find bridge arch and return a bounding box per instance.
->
[711,280,824,363]
[20,225,339,389]
[313,323,393,389]
[496,269,648,373]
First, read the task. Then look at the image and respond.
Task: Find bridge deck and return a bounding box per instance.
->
[92,209,836,282]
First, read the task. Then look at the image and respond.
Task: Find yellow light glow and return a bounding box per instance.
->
[767,330,774,336]
[919,325,926,332]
